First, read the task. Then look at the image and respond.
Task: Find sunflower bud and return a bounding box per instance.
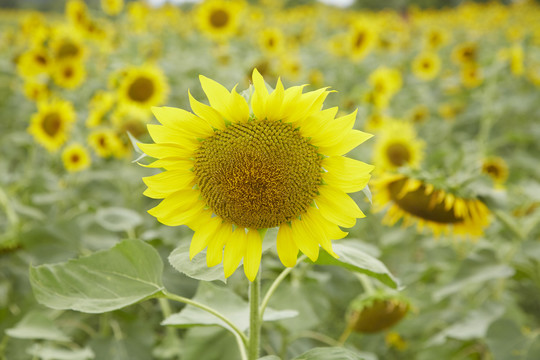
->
[347,293,410,333]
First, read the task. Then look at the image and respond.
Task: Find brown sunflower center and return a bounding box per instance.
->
[388,178,463,223]
[386,143,410,167]
[57,42,80,59]
[483,164,500,177]
[194,120,321,229]
[209,9,229,28]
[354,31,366,49]
[128,76,155,103]
[70,153,80,163]
[42,112,62,137]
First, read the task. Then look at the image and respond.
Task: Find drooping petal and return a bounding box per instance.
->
[223,227,247,278]
[243,229,262,281]
[276,223,299,267]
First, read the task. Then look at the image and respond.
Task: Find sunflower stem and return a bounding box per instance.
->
[357,273,376,295]
[248,272,261,360]
[161,290,249,348]
[259,255,307,321]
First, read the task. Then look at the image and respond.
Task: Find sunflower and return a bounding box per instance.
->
[28,100,75,152]
[347,292,410,334]
[422,27,450,50]
[482,156,509,187]
[196,0,243,41]
[461,64,483,88]
[452,41,478,65]
[16,47,50,78]
[50,34,85,63]
[65,0,89,28]
[118,65,168,111]
[140,70,374,281]
[62,143,91,172]
[373,121,424,172]
[346,22,376,61]
[23,80,50,102]
[88,128,123,158]
[411,52,441,81]
[407,104,430,124]
[51,60,86,89]
[372,174,491,237]
[257,27,285,56]
[101,0,124,16]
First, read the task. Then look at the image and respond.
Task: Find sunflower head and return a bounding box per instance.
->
[196,0,243,40]
[118,65,169,111]
[62,143,91,172]
[52,59,87,89]
[347,292,410,334]
[346,22,376,61]
[373,121,425,172]
[372,174,491,237]
[412,52,441,81]
[452,42,478,65]
[140,70,374,281]
[28,100,75,152]
[482,156,509,187]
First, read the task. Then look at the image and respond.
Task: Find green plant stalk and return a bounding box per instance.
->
[259,255,306,321]
[248,272,261,360]
[162,290,248,347]
[357,273,376,294]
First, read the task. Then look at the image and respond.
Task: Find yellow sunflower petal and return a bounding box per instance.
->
[276,223,299,267]
[151,106,213,138]
[319,129,373,156]
[138,143,193,159]
[206,222,232,267]
[147,124,200,148]
[188,91,226,130]
[142,170,196,194]
[243,229,262,281]
[292,217,320,262]
[190,215,220,259]
[322,156,374,193]
[316,186,365,228]
[223,227,248,278]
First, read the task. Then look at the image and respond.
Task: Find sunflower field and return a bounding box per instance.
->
[1,0,540,359]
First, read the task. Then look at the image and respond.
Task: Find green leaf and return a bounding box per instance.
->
[485,318,540,360]
[427,302,505,346]
[6,310,71,341]
[293,347,368,360]
[27,344,94,360]
[95,207,143,232]
[258,356,282,360]
[308,241,399,289]
[162,282,297,332]
[30,239,164,313]
[169,243,226,283]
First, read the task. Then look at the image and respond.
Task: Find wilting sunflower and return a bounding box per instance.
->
[28,100,75,152]
[195,0,243,41]
[140,70,374,281]
[118,65,168,111]
[347,292,410,333]
[482,156,509,187]
[372,174,490,237]
[373,121,424,172]
[62,143,91,172]
[411,52,441,81]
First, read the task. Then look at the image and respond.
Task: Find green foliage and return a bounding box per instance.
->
[30,239,164,313]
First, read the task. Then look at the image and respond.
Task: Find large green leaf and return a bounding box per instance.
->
[5,310,70,342]
[427,302,505,346]
[27,344,94,360]
[308,241,399,289]
[486,318,540,360]
[162,282,297,332]
[293,347,369,360]
[30,239,164,313]
[169,243,226,283]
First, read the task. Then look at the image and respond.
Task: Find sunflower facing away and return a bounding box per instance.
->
[372,174,490,237]
[141,70,374,281]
